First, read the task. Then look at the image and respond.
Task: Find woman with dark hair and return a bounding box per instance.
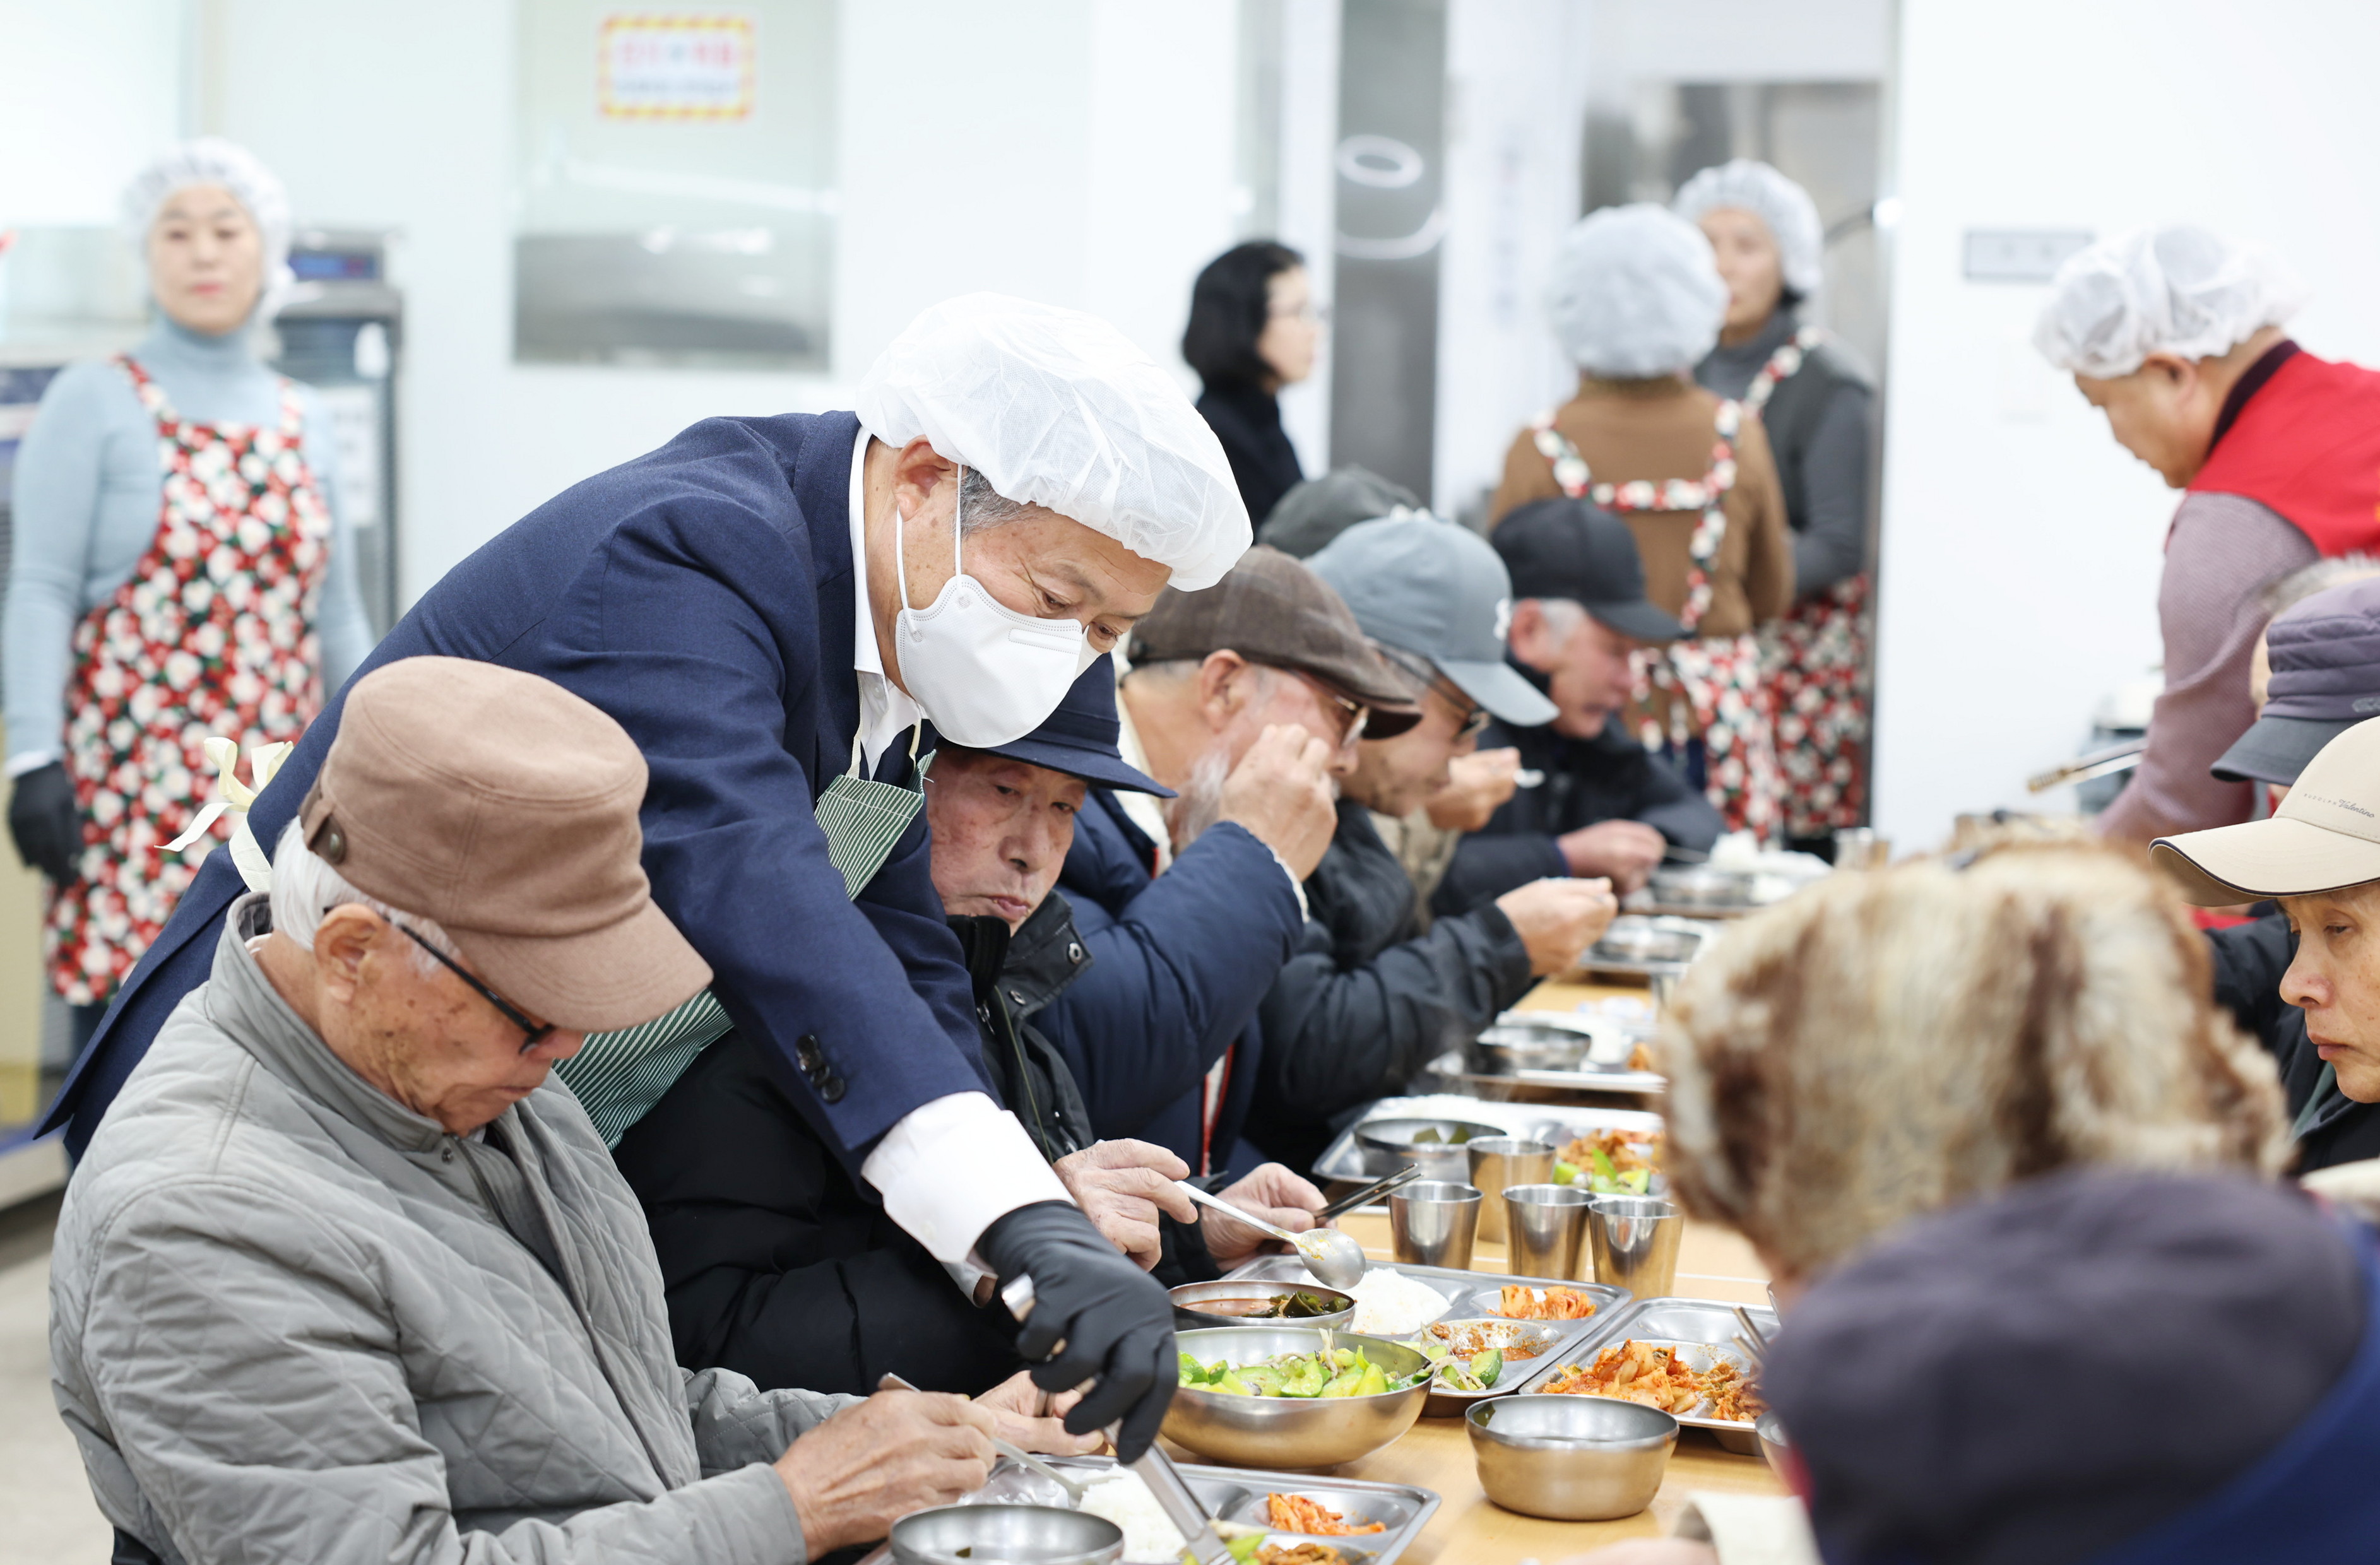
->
[1182,241,1320,526]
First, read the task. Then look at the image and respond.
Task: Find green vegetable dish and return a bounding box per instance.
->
[1417,1339,1504,1393]
[1177,1346,1429,1399]
[1551,1146,1653,1196]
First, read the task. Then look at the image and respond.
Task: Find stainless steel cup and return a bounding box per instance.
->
[1406,1142,1472,1184]
[1389,1180,1483,1270]
[1587,1195,1684,1297]
[1504,1183,1594,1279]
[1466,1137,1555,1244]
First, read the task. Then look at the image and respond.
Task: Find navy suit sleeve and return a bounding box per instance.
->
[560,509,987,1158]
[1039,821,1301,1142]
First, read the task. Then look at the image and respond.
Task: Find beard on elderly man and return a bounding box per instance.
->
[50,658,1094,1565]
[613,658,1334,1402]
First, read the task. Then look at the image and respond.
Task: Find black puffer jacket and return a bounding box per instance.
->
[617,895,1218,1396]
[1248,801,1536,1175]
[1434,710,1725,916]
[2206,911,2380,1172]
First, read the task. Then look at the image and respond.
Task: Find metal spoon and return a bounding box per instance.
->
[1172,1180,1368,1290]
[877,1373,1089,1504]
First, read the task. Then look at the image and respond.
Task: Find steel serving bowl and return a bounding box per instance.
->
[1647,866,1760,909]
[1164,1326,1433,1469]
[1353,1117,1507,1177]
[1169,1279,1355,1331]
[889,1503,1123,1565]
[1467,1024,1589,1075]
[1419,1317,1573,1417]
[1467,1393,1678,1521]
[1586,916,1707,966]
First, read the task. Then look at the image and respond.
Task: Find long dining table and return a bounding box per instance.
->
[1151,977,1789,1564]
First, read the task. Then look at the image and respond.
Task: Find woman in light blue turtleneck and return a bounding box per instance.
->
[5,139,372,1042]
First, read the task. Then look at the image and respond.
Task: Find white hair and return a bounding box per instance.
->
[268,820,456,976]
[1529,598,1591,647]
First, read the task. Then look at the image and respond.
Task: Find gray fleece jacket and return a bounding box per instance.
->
[50,893,853,1564]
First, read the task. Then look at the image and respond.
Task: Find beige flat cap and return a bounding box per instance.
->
[2151,716,2380,905]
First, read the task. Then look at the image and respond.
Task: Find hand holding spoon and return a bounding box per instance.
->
[1172,1179,1368,1291]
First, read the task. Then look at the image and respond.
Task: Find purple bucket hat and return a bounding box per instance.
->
[2214,576,2380,785]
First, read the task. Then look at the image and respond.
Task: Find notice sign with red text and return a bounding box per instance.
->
[597,15,755,120]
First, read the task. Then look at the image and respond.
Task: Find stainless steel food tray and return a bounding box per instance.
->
[1222,1254,1628,1417]
[967,1453,1443,1565]
[1315,1099,1666,1186]
[1431,1050,1667,1101]
[1508,1296,1777,1453]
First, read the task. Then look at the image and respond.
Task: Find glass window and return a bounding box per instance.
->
[514,2,837,369]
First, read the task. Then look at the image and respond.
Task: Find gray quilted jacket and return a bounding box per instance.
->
[51,895,855,1564]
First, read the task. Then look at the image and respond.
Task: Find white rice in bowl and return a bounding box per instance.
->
[1077,1470,1187,1562]
[1349,1268,1452,1336]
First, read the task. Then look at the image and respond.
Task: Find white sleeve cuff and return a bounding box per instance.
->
[1262,841,1311,920]
[862,1092,1072,1267]
[5,750,59,779]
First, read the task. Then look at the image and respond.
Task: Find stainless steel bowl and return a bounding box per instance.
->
[1755,1409,1792,1483]
[1353,1117,1506,1177]
[1169,1279,1354,1330]
[1419,1317,1572,1417]
[1164,1326,1433,1469]
[1645,865,1763,909]
[1467,1393,1678,1521]
[1587,916,1707,965]
[889,1503,1123,1565]
[1467,1024,1589,1075]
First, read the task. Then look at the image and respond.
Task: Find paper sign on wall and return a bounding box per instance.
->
[597,15,755,120]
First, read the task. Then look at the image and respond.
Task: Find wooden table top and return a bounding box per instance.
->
[1168,979,1785,1565]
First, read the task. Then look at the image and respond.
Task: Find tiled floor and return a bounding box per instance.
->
[0,1195,111,1563]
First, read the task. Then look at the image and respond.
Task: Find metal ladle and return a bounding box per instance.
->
[1172,1180,1368,1291]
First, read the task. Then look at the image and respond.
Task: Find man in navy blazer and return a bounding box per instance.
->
[35,294,1250,1460]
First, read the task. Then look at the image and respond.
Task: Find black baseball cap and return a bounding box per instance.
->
[1128,546,1424,738]
[978,656,1173,796]
[1489,497,1687,643]
[2214,576,2380,785]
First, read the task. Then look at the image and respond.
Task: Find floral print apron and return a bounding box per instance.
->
[44,356,331,1005]
[1530,401,1782,840]
[1740,328,1873,839]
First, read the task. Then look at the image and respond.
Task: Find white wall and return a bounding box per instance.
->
[201,0,1240,604]
[1872,0,2380,850]
[0,0,186,226]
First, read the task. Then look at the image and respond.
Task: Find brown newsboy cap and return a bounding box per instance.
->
[299,656,709,1033]
[1127,546,1423,738]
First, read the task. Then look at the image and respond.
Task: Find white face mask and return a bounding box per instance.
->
[892,468,1101,748]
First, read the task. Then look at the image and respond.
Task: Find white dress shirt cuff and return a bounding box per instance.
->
[862,1092,1072,1270]
[1262,841,1311,920]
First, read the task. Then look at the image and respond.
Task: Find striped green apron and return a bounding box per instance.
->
[557,734,931,1146]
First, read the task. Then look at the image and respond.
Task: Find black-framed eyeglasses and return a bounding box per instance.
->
[398,924,556,1054]
[1293,673,1370,745]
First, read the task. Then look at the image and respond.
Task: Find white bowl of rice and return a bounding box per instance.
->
[1347,1268,1456,1337]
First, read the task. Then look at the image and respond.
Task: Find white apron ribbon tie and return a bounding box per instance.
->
[163,737,294,894]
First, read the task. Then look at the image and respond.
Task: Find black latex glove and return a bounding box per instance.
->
[8,762,81,885]
[979,1199,1178,1460]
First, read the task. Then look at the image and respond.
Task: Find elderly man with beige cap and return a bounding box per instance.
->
[2153,717,2380,1172]
[50,658,1069,1565]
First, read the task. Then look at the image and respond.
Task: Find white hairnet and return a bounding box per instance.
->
[121,137,294,321]
[2032,225,2306,379]
[855,293,1250,589]
[1544,204,1729,377]
[1673,159,1826,298]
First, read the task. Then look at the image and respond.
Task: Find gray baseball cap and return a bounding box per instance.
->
[1305,514,1558,728]
[2213,576,2380,786]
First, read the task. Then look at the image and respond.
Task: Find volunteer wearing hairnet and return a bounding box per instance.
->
[1490,204,1792,839]
[2035,225,2380,844]
[3,139,374,1053]
[1676,160,1876,853]
[40,291,1250,1462]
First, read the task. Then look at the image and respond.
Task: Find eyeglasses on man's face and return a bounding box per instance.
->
[398,924,557,1054]
[1291,673,1370,745]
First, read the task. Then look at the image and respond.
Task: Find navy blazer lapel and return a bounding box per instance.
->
[795,411,865,786]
